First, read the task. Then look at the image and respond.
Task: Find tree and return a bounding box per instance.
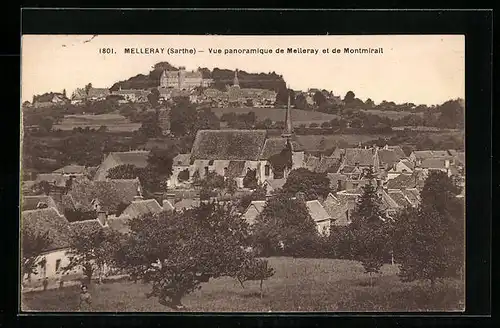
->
[84,83,93,95]
[64,227,122,285]
[148,88,160,107]
[232,256,275,298]
[344,91,356,104]
[21,228,52,282]
[170,98,197,137]
[268,141,293,178]
[200,172,225,199]
[348,169,389,285]
[281,168,330,201]
[178,169,190,182]
[243,169,258,189]
[147,147,174,177]
[313,91,327,107]
[392,171,464,287]
[38,117,54,133]
[252,194,319,257]
[138,112,162,138]
[114,202,251,309]
[107,164,140,180]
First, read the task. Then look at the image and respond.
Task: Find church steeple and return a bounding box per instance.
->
[282,86,293,139]
[233,69,240,87]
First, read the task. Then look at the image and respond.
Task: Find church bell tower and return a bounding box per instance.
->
[282,86,293,139]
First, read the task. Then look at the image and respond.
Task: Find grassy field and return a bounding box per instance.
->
[296,134,388,150]
[21,258,464,312]
[53,113,141,132]
[211,107,340,126]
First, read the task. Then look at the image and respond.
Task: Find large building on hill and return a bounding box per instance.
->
[94,151,150,181]
[160,66,213,90]
[202,70,277,108]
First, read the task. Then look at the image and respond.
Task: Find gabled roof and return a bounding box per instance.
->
[22,208,72,251]
[326,173,348,189]
[387,190,412,208]
[21,195,58,211]
[386,172,424,190]
[399,159,415,170]
[109,151,150,168]
[343,148,376,167]
[67,179,141,213]
[241,200,266,225]
[264,178,286,192]
[191,130,267,161]
[53,165,87,175]
[379,190,401,211]
[119,199,163,219]
[323,195,351,226]
[305,155,320,172]
[306,200,331,222]
[87,88,110,98]
[173,153,190,166]
[227,160,246,178]
[387,146,406,159]
[259,138,302,160]
[377,149,400,167]
[33,92,67,103]
[316,157,341,173]
[412,150,452,160]
[401,188,421,207]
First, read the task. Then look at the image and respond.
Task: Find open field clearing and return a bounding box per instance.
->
[22,257,464,312]
[360,109,424,119]
[211,107,340,126]
[53,114,141,132]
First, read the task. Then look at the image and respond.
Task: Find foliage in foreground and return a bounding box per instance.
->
[114,202,257,309]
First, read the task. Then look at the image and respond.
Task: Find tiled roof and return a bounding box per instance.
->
[341,165,363,174]
[401,188,420,207]
[306,200,331,222]
[420,158,447,169]
[53,165,87,175]
[379,190,401,211]
[412,150,451,159]
[227,160,246,178]
[316,157,341,173]
[305,155,320,172]
[264,178,286,191]
[400,159,415,170]
[70,219,103,236]
[326,173,347,189]
[35,174,70,188]
[191,130,267,161]
[173,198,201,211]
[343,148,375,167]
[87,88,110,98]
[21,195,58,211]
[22,208,72,251]
[386,173,424,190]
[323,195,351,226]
[173,153,190,166]
[387,190,412,208]
[387,146,406,159]
[241,200,266,225]
[119,199,163,219]
[455,152,465,166]
[108,216,132,234]
[68,179,141,213]
[260,138,302,160]
[109,151,150,168]
[378,149,400,167]
[33,92,67,103]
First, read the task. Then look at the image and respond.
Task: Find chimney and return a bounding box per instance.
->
[133,195,143,201]
[97,211,107,227]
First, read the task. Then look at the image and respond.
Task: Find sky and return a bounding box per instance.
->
[21,35,464,105]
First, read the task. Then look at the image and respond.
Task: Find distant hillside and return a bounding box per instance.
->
[109,62,289,104]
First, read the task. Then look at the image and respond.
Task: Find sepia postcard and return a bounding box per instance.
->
[20,34,465,312]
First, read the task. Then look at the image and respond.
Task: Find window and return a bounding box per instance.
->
[264,165,270,176]
[224,167,228,176]
[55,259,61,272]
[352,183,358,189]
[204,166,209,176]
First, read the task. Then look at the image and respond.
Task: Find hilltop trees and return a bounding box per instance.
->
[114,202,254,309]
[391,171,464,286]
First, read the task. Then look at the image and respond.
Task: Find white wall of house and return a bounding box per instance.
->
[315,220,332,237]
[25,248,74,282]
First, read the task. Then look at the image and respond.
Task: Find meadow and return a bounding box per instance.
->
[53,113,141,132]
[360,109,424,119]
[22,257,464,312]
[211,107,340,126]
